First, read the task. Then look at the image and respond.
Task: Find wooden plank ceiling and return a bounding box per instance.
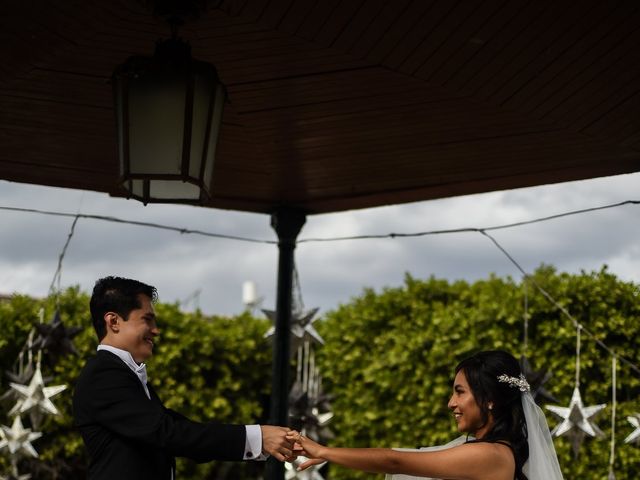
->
[1,0,639,214]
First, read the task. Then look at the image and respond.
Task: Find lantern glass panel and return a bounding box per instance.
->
[130,179,144,198]
[204,85,225,188]
[188,72,213,179]
[128,78,186,175]
[115,84,126,174]
[150,180,201,199]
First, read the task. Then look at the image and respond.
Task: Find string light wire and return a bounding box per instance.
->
[480,229,640,377]
[1,198,639,245]
[0,206,277,245]
[1,200,639,375]
[298,199,640,243]
[522,279,529,357]
[610,355,617,478]
[48,215,80,307]
[575,324,582,387]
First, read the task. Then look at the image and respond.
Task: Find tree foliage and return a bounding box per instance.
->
[0,288,272,479]
[315,266,640,479]
[1,266,639,479]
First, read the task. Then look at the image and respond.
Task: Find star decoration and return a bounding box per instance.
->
[519,355,558,404]
[263,307,324,349]
[546,386,606,456]
[0,473,32,480]
[1,364,53,406]
[5,363,35,385]
[9,364,67,429]
[624,414,640,444]
[288,382,334,443]
[31,310,82,365]
[0,416,42,458]
[1,363,35,405]
[285,455,327,480]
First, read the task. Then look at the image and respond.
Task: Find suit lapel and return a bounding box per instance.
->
[96,350,151,400]
[147,381,162,404]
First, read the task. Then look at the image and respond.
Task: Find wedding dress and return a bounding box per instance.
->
[384,436,467,480]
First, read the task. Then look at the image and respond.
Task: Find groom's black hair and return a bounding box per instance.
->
[90,276,157,340]
[455,350,529,480]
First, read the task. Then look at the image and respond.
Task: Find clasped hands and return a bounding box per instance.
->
[261,426,325,470]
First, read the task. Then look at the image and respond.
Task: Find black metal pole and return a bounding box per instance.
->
[265,208,306,480]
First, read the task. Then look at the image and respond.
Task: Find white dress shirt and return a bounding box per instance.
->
[97,345,263,460]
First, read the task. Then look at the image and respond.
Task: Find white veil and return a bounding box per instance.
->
[521,391,564,480]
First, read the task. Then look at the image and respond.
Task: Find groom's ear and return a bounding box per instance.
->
[104,312,119,333]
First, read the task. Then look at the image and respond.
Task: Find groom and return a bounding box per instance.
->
[73,276,294,480]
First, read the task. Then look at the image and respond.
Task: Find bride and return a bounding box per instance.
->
[287,350,563,480]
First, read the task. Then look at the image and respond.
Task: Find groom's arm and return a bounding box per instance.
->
[160,386,294,461]
[163,410,293,461]
[83,361,246,461]
[163,411,292,462]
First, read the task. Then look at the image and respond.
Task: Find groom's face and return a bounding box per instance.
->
[115,294,159,363]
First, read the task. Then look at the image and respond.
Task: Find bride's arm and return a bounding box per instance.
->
[287,433,512,480]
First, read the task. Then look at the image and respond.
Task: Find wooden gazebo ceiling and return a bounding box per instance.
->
[2,0,639,214]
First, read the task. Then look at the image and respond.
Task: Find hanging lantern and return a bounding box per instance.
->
[112,36,226,205]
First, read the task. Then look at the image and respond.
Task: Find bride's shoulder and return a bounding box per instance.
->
[453,441,514,463]
[448,442,515,479]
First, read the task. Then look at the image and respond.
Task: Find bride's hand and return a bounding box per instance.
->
[285,431,328,471]
[296,457,326,471]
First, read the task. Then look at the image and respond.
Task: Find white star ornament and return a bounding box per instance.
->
[9,364,67,428]
[0,473,32,480]
[263,308,324,348]
[625,414,640,444]
[0,416,42,458]
[546,386,606,456]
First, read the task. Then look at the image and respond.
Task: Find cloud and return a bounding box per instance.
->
[1,172,639,316]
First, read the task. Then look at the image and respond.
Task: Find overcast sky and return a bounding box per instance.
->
[1,172,639,317]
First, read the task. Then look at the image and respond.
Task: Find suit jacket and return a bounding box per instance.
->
[73,350,246,480]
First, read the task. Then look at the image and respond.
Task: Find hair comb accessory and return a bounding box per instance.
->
[497,373,530,392]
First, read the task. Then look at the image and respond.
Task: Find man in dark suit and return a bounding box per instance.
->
[73,276,294,480]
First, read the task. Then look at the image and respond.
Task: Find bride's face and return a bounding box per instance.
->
[448,370,492,437]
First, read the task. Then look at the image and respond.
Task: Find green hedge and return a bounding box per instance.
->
[315,266,640,479]
[1,266,639,479]
[0,288,272,479]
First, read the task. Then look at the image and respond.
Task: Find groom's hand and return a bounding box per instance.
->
[260,425,295,461]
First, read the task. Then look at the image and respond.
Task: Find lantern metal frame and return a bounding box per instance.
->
[113,36,226,205]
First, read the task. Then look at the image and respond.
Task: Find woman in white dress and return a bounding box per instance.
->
[288,350,563,480]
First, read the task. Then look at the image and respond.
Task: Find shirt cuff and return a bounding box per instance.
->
[244,424,266,460]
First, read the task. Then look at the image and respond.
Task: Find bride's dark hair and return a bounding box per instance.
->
[455,350,529,480]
